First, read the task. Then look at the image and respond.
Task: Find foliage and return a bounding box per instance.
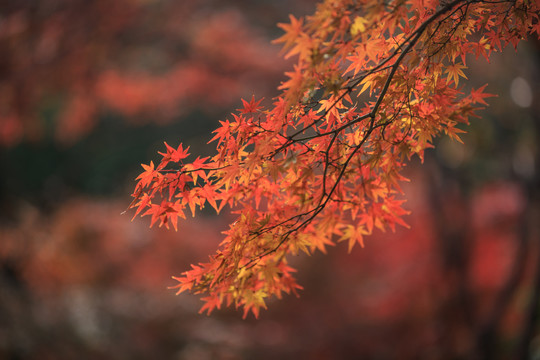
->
[130,0,540,317]
[0,0,287,146]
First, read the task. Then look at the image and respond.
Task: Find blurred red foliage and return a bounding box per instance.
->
[0,0,289,145]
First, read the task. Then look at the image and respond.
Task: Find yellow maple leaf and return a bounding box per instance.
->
[445,63,468,86]
[350,16,368,36]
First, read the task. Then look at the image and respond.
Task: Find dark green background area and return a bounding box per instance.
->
[0,110,220,202]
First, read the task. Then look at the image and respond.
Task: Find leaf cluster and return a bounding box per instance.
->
[130,0,540,317]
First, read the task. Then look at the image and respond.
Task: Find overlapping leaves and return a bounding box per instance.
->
[130,0,540,317]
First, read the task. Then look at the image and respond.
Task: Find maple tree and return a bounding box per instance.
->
[130,0,540,318]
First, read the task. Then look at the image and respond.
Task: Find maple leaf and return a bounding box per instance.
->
[237,95,264,114]
[199,184,220,212]
[159,142,190,163]
[183,156,210,185]
[132,193,151,220]
[241,289,268,319]
[469,84,496,105]
[345,46,367,76]
[350,16,369,36]
[339,224,369,252]
[169,275,193,295]
[199,295,222,316]
[473,36,490,61]
[485,28,503,51]
[445,63,468,86]
[272,14,304,52]
[208,119,231,145]
[136,161,158,188]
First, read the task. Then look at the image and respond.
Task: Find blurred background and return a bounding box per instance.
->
[0,1,539,359]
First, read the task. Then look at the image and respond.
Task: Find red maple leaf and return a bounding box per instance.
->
[237,95,264,114]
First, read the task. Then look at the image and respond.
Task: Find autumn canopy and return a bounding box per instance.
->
[129,0,540,317]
